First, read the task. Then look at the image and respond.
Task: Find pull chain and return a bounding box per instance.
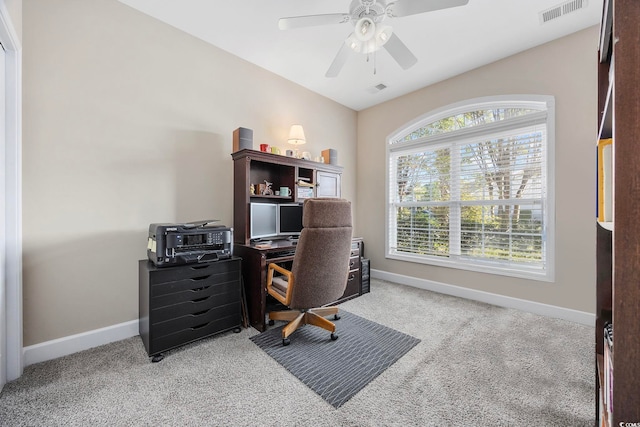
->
[374,50,377,75]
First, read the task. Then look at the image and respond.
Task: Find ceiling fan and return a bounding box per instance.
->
[278,0,470,77]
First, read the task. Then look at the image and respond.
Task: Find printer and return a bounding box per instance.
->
[147,220,232,267]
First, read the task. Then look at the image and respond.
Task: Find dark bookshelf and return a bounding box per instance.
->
[595,0,640,425]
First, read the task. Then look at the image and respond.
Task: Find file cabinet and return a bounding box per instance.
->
[139,257,242,361]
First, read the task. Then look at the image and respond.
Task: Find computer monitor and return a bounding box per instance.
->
[250,203,277,240]
[278,203,304,236]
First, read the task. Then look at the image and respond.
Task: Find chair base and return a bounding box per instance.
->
[268,306,340,340]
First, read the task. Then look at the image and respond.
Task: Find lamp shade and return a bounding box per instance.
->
[287,124,306,145]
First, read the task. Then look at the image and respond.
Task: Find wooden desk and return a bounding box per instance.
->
[234,238,362,332]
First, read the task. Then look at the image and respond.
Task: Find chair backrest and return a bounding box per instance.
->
[289,198,353,309]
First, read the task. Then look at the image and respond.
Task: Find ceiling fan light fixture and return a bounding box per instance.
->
[375,24,393,46]
[347,33,363,52]
[348,24,392,54]
[354,17,376,42]
[362,39,379,54]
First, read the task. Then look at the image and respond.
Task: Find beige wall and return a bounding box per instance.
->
[2,0,21,42]
[357,26,598,313]
[22,0,357,346]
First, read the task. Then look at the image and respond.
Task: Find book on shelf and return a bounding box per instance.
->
[297,179,315,187]
[597,138,613,222]
[603,322,613,423]
[297,187,314,199]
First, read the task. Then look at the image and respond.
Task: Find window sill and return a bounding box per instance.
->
[386,252,554,283]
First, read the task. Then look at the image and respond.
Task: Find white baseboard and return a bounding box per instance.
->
[23,320,139,367]
[371,269,594,326]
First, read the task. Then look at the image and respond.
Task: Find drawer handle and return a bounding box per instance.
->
[349,261,355,267]
[192,296,212,303]
[192,308,212,316]
[190,265,210,270]
[190,322,209,330]
[190,275,211,281]
[347,273,355,281]
[191,285,211,292]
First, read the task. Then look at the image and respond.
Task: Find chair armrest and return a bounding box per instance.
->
[267,263,294,305]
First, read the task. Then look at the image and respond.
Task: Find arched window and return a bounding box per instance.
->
[386,95,555,281]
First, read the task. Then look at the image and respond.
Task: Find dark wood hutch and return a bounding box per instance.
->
[231,149,362,331]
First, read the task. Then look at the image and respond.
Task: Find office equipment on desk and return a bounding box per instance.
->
[147,221,232,267]
[231,148,343,246]
[266,198,353,346]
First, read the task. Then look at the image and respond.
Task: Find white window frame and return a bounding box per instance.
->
[386,95,555,282]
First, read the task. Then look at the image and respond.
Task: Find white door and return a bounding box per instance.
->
[0,40,7,389]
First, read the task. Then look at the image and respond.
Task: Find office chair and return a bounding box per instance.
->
[267,198,353,346]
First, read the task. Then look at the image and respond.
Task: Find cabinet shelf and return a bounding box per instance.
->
[597,220,613,231]
[250,195,292,200]
[232,148,343,245]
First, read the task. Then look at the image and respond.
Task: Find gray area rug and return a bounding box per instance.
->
[250,310,420,408]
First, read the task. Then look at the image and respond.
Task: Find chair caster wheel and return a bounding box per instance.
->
[331,333,338,341]
[282,338,290,346]
[268,319,275,326]
[334,314,341,320]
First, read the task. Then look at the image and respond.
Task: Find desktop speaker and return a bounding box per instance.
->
[233,127,253,152]
[322,148,338,165]
[361,258,370,294]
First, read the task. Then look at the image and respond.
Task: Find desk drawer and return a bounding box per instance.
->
[349,255,360,271]
[152,287,240,323]
[152,302,240,337]
[151,275,239,305]
[150,314,240,355]
[148,261,240,285]
[150,270,239,298]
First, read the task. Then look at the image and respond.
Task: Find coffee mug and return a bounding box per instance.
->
[286,149,294,157]
[259,144,270,152]
[271,146,281,154]
[280,187,291,197]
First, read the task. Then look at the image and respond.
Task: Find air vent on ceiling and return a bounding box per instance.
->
[539,0,587,24]
[367,83,387,94]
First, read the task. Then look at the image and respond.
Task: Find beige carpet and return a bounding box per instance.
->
[0,279,594,426]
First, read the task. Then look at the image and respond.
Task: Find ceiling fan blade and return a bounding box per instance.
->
[383,33,418,70]
[325,43,351,78]
[278,13,350,30]
[387,0,469,17]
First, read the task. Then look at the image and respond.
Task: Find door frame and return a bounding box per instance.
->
[0,1,23,384]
